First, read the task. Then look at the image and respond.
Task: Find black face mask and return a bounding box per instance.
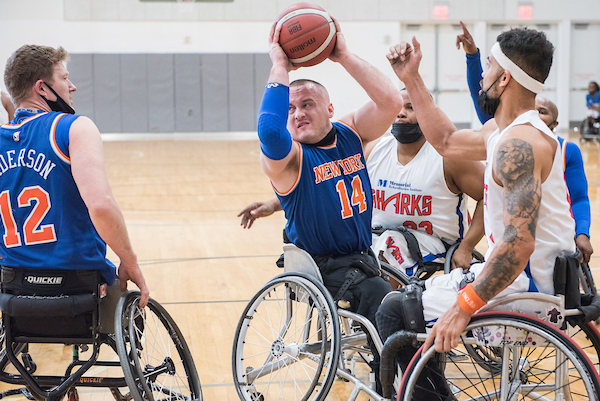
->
[391,123,423,144]
[477,72,506,117]
[42,82,75,114]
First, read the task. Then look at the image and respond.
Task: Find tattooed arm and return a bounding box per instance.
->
[473,137,539,300]
[423,129,547,353]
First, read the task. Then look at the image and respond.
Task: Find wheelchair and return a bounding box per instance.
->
[231,238,481,401]
[233,243,396,401]
[383,253,600,401]
[233,241,600,401]
[0,267,202,401]
[579,115,600,144]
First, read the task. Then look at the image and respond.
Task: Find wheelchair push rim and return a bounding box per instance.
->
[115,291,202,401]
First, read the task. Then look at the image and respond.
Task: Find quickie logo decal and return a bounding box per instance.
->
[25,275,63,285]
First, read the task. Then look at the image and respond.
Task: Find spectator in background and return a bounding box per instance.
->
[584,81,600,135]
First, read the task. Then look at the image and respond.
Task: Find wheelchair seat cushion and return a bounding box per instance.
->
[0,293,96,317]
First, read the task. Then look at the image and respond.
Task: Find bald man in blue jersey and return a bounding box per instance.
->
[1,45,149,309]
[257,18,403,392]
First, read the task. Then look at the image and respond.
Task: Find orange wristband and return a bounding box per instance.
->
[457,283,487,314]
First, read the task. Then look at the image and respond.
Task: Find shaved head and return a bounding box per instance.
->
[290,79,330,103]
[535,95,558,130]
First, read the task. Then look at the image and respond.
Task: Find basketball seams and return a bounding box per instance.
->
[288,23,335,64]
[276,8,331,31]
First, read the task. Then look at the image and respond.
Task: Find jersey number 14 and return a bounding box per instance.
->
[335,176,367,219]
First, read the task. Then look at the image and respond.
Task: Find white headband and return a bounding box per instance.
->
[490,42,544,94]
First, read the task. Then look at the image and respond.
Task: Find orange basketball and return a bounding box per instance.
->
[276,3,337,67]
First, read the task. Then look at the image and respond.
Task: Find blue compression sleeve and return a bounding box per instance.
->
[257,83,293,161]
[466,50,493,124]
[562,140,591,237]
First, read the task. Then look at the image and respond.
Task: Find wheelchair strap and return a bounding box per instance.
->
[334,268,361,304]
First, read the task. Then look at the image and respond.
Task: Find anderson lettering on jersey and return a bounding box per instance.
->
[0,148,56,179]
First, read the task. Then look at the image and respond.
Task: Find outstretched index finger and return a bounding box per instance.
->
[460,21,472,39]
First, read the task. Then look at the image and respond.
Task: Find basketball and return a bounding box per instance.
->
[276,3,337,67]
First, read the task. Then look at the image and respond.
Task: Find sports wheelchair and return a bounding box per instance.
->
[0,267,201,401]
[232,239,482,401]
[233,242,600,401]
[381,252,600,401]
[579,116,600,143]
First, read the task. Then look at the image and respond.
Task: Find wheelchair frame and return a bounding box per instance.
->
[0,288,202,401]
[233,244,600,401]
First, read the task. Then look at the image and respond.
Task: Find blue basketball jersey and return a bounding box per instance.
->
[0,109,116,284]
[276,121,372,256]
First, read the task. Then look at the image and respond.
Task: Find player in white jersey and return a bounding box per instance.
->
[381,27,575,362]
[365,89,484,275]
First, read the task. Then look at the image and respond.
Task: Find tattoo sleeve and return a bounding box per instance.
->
[475,138,541,301]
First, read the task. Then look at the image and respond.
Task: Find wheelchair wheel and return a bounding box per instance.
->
[115,291,202,401]
[463,318,600,377]
[398,312,600,401]
[232,273,340,401]
[567,320,600,373]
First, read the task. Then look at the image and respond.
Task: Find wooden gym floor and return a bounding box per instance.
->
[0,131,599,400]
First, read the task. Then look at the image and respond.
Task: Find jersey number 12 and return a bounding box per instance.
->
[0,186,57,248]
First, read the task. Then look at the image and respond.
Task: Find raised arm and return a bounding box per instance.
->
[456,21,492,124]
[257,22,301,193]
[69,116,149,308]
[329,17,403,143]
[388,37,487,160]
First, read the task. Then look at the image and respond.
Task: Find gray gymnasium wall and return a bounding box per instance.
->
[68,53,271,133]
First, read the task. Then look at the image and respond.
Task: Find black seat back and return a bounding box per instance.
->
[553,251,581,310]
[0,267,103,340]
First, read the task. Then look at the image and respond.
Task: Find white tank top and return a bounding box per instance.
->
[484,110,575,295]
[368,136,469,244]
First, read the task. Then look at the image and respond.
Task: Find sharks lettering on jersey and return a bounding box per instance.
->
[0,148,56,180]
[372,189,432,216]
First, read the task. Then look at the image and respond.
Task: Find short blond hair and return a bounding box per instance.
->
[4,45,69,106]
